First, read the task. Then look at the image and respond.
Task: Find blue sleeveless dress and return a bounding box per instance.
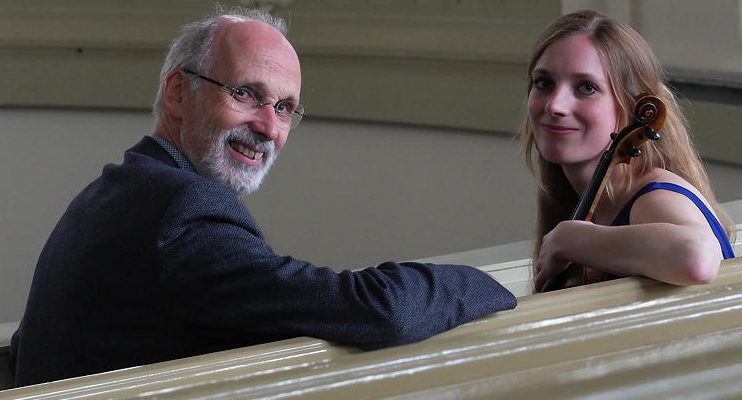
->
[611,182,735,259]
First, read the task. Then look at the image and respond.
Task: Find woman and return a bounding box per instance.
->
[520,10,735,292]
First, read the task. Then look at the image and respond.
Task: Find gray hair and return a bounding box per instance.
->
[152,6,288,122]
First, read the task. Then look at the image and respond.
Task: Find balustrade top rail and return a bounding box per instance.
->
[2,199,741,397]
[1,257,741,399]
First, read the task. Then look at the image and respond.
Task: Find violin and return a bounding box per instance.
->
[539,94,667,292]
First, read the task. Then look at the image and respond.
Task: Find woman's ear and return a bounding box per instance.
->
[161,69,187,119]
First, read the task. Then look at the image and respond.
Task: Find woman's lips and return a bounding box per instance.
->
[542,123,579,136]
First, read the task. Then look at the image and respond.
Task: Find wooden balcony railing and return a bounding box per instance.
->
[1,255,741,399]
[2,199,740,398]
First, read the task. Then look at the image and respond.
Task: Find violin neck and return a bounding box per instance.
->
[540,149,615,293]
[571,149,615,221]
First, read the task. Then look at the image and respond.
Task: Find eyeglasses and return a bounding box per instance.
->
[181,68,305,129]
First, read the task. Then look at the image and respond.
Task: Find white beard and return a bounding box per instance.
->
[180,121,278,196]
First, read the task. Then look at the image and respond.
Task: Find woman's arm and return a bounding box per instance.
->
[534,188,724,291]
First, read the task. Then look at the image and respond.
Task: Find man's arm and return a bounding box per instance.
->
[156,183,516,349]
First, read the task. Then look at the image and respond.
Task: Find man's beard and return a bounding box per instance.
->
[180,122,278,196]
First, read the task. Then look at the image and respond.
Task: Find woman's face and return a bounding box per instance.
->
[528,34,619,170]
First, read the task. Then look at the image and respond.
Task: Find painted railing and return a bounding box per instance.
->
[1,256,741,399]
[2,199,741,398]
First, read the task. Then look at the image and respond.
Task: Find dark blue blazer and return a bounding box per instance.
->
[11,136,516,386]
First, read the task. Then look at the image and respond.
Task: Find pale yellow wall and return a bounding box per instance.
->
[1,1,740,161]
[564,0,742,164]
[0,109,538,323]
[2,0,742,324]
[3,108,742,324]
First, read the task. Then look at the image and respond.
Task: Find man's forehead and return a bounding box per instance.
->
[212,19,301,95]
[217,20,292,55]
[215,21,299,70]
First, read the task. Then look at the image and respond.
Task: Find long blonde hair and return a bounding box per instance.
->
[520,10,734,264]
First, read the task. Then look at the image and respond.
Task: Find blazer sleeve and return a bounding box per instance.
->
[156,182,516,349]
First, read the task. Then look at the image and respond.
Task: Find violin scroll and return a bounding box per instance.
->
[634,95,665,127]
[614,94,666,163]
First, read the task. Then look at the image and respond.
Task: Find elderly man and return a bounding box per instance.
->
[10,8,516,386]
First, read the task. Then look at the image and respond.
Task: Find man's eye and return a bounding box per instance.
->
[234,87,258,103]
[578,82,598,95]
[274,101,294,115]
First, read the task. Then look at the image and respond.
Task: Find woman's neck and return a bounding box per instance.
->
[562,157,602,196]
[563,160,636,225]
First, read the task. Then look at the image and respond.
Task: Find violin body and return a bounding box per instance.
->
[542,264,604,290]
[540,94,666,292]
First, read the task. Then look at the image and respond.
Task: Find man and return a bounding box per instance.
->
[10,8,516,386]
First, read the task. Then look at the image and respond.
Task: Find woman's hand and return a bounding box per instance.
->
[534,220,594,291]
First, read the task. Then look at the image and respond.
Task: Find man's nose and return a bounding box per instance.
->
[249,104,281,141]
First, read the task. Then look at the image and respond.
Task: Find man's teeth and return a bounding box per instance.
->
[232,143,264,160]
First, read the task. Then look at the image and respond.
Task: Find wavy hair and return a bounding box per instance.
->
[520,10,734,264]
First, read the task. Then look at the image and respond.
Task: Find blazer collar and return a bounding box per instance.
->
[128,136,194,171]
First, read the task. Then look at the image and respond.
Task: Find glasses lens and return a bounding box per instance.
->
[228,93,304,130]
[229,97,255,114]
[290,105,305,129]
[226,89,259,112]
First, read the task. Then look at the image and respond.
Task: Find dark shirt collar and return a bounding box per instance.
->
[150,134,196,173]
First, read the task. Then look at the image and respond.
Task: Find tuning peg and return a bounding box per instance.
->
[629,145,642,157]
[644,127,660,141]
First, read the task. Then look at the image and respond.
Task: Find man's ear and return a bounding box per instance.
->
[162,69,187,119]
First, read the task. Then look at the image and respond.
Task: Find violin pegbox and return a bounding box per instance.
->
[644,126,661,141]
[613,94,666,163]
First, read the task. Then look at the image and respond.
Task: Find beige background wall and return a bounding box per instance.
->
[3,109,742,324]
[2,0,742,323]
[0,110,539,323]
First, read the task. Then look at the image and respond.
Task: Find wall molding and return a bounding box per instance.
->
[0,1,740,164]
[0,0,558,134]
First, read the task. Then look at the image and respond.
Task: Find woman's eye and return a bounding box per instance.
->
[532,77,553,91]
[577,82,598,95]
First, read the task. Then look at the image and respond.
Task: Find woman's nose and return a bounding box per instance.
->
[545,88,570,117]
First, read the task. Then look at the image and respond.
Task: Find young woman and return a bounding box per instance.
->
[520,10,736,292]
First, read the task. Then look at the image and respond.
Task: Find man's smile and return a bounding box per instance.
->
[229,139,264,161]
